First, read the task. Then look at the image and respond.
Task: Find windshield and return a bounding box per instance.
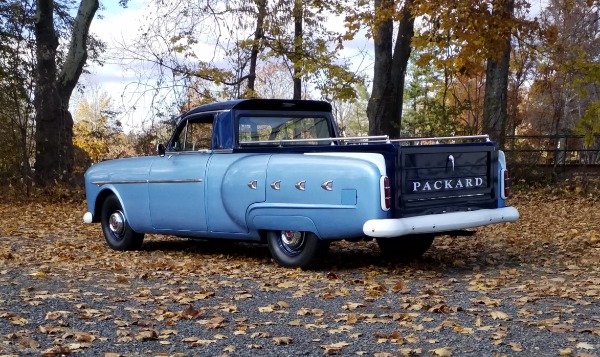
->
[239,116,332,145]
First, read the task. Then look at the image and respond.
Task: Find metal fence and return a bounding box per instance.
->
[503,135,600,182]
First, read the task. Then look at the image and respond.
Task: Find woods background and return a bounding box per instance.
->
[0,0,599,195]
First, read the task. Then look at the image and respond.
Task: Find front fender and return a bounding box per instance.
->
[83,156,156,232]
[86,185,152,233]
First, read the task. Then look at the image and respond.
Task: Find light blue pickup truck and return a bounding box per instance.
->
[83,99,519,268]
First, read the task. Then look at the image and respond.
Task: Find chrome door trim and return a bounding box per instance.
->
[93,179,203,187]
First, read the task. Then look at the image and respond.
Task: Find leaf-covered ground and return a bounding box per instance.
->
[0,191,599,356]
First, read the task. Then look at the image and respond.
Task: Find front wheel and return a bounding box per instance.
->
[100,195,144,250]
[267,231,329,269]
[376,234,435,261]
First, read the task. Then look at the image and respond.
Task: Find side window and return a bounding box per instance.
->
[184,121,213,151]
[171,116,214,151]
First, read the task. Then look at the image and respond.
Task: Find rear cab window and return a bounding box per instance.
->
[238,115,333,146]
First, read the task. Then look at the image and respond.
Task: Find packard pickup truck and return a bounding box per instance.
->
[83,99,519,268]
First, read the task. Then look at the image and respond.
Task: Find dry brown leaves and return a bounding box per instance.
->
[0,189,599,356]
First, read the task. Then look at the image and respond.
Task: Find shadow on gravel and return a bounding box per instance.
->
[135,233,526,273]
[140,237,270,258]
[136,237,431,271]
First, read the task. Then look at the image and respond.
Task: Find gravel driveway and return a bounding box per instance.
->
[1,193,599,356]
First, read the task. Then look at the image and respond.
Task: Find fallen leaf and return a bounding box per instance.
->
[490,311,510,320]
[559,348,573,356]
[509,342,523,352]
[45,311,71,320]
[42,346,72,356]
[430,347,452,356]
[272,336,293,345]
[321,341,351,355]
[342,302,365,311]
[135,329,158,341]
[19,337,41,349]
[75,332,96,342]
[180,305,202,319]
[576,342,595,350]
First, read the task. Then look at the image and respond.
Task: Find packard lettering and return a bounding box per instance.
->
[412,177,484,192]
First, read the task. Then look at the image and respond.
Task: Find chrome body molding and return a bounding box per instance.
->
[239,134,490,146]
[93,179,203,186]
[248,180,258,190]
[363,207,520,238]
[295,180,306,191]
[390,134,490,144]
[270,180,281,190]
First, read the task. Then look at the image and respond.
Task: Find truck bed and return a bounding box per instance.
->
[237,138,499,219]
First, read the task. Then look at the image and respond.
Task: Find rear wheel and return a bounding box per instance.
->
[100,195,144,250]
[267,231,329,269]
[376,234,435,261]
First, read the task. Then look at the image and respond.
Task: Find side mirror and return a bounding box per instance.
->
[156,143,166,157]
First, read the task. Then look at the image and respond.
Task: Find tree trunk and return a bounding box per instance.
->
[245,0,266,97]
[366,0,393,136]
[34,0,99,185]
[367,0,414,139]
[483,47,510,149]
[388,1,414,138]
[483,0,513,149]
[292,0,302,100]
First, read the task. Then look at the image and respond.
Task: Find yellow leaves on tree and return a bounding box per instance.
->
[72,89,126,165]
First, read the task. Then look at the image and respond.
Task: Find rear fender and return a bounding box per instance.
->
[249,153,389,240]
[251,214,319,236]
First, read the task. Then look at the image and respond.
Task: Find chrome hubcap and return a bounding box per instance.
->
[281,231,304,250]
[109,211,125,235]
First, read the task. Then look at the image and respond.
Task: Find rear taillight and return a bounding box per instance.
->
[381,176,391,211]
[501,169,510,199]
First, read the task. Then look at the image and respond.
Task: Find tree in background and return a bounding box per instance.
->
[345,0,414,138]
[331,83,370,137]
[505,24,537,140]
[344,0,535,141]
[72,86,128,167]
[482,0,519,148]
[0,0,36,192]
[1,0,599,192]
[33,0,100,185]
[402,51,465,137]
[235,0,360,101]
[414,0,534,146]
[519,1,598,135]
[254,62,296,99]
[113,0,359,115]
[0,0,105,190]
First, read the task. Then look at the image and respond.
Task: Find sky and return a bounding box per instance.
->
[82,0,374,132]
[82,0,156,130]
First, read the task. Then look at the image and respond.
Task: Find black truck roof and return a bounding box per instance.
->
[182,99,332,117]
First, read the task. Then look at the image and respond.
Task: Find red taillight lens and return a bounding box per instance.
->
[502,169,510,199]
[384,176,391,210]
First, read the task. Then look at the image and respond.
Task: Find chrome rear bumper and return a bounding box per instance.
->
[363,207,519,238]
